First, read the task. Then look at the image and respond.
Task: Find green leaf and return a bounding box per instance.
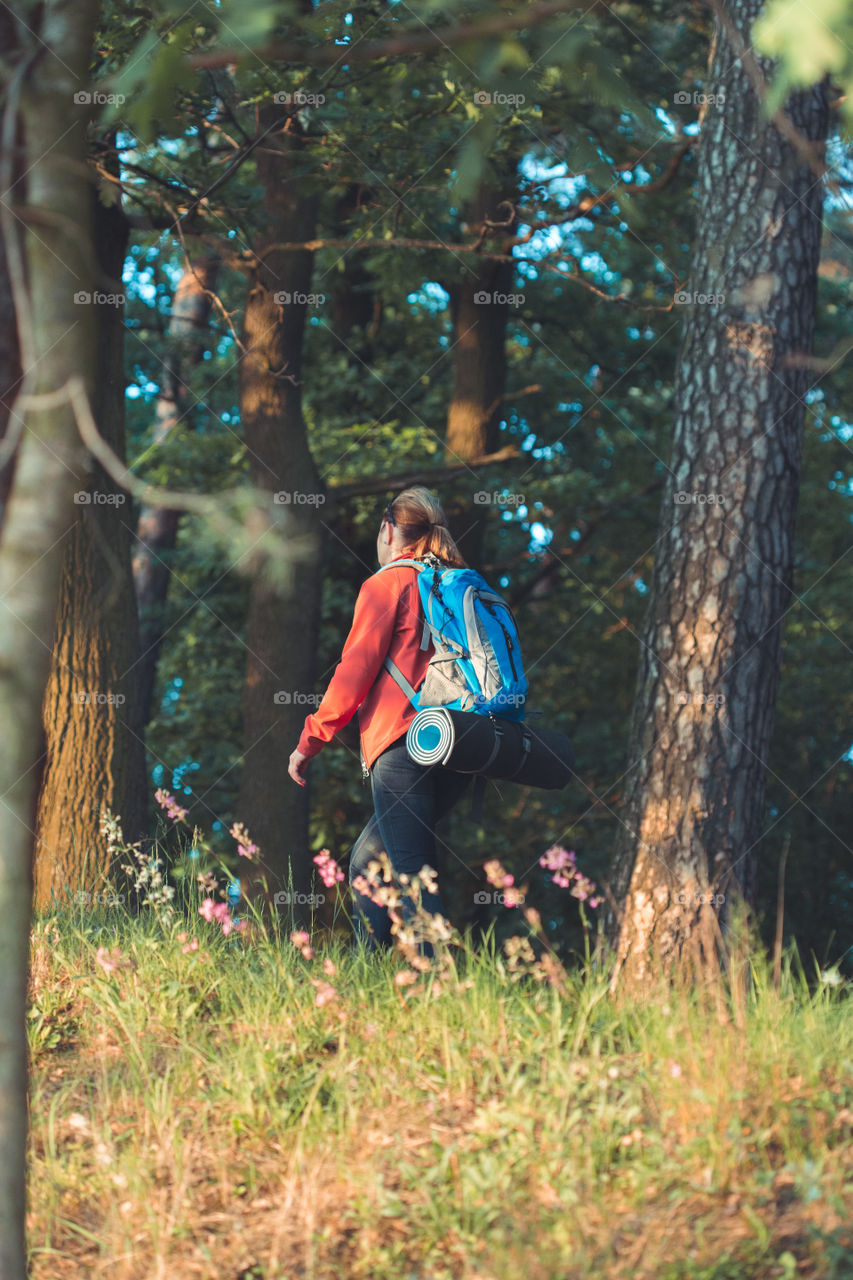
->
[216,0,287,46]
[105,20,201,140]
[452,117,496,203]
[753,0,848,82]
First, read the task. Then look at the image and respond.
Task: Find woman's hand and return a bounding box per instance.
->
[288,748,310,787]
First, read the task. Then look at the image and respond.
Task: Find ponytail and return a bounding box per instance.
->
[385,486,467,568]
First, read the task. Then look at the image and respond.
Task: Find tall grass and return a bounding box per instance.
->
[26,875,853,1280]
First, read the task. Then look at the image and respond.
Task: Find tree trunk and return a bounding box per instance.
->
[132,254,218,732]
[607,5,829,986]
[443,180,516,570]
[33,181,148,911]
[237,107,325,915]
[0,10,22,535]
[0,2,100,1273]
[329,183,378,343]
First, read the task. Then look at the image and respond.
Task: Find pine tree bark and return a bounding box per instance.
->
[607,4,829,986]
[444,179,516,570]
[237,107,325,914]
[132,254,218,732]
[0,2,100,1273]
[33,184,148,911]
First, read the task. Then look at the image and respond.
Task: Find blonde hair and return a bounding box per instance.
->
[385,486,467,568]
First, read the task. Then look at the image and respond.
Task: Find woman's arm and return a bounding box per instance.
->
[288,571,402,783]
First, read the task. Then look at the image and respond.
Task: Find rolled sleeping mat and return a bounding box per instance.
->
[406,707,575,790]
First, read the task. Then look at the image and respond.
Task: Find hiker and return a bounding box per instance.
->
[287,487,473,950]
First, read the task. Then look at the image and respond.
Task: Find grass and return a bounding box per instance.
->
[25,892,853,1280]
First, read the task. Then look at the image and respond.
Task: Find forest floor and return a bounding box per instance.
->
[25,903,853,1280]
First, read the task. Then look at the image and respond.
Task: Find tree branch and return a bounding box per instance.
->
[327,445,522,500]
[189,0,613,71]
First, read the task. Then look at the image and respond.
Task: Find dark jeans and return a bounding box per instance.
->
[349,734,472,952]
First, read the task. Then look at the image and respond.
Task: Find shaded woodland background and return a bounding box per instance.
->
[5,6,853,1276]
[3,0,852,966]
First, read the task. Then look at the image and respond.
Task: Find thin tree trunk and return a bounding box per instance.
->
[0,10,22,535]
[237,106,325,914]
[132,254,218,732]
[33,181,148,911]
[607,4,829,986]
[443,179,516,570]
[0,2,99,1273]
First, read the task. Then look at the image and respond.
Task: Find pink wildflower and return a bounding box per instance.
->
[290,929,315,960]
[541,845,576,871]
[229,821,260,861]
[154,788,188,824]
[483,858,515,889]
[540,845,577,887]
[313,849,345,888]
[95,945,130,974]
[322,957,337,977]
[312,980,338,1007]
[181,937,200,954]
[571,872,599,905]
[198,898,235,934]
[540,846,600,908]
[394,970,418,987]
[220,916,246,938]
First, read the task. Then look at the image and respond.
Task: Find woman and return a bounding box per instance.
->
[287,487,472,950]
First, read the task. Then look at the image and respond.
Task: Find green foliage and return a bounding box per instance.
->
[754,0,853,130]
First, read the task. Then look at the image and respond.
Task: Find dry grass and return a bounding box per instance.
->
[25,909,853,1280]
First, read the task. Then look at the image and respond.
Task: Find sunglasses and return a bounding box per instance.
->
[383,499,396,527]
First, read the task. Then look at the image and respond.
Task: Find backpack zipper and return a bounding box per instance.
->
[482,597,519,680]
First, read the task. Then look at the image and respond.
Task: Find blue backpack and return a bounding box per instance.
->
[377,553,527,722]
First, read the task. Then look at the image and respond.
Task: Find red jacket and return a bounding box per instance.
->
[296,557,432,770]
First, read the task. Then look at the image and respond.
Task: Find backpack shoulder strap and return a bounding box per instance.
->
[377,558,433,648]
[382,656,420,702]
[376,558,427,573]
